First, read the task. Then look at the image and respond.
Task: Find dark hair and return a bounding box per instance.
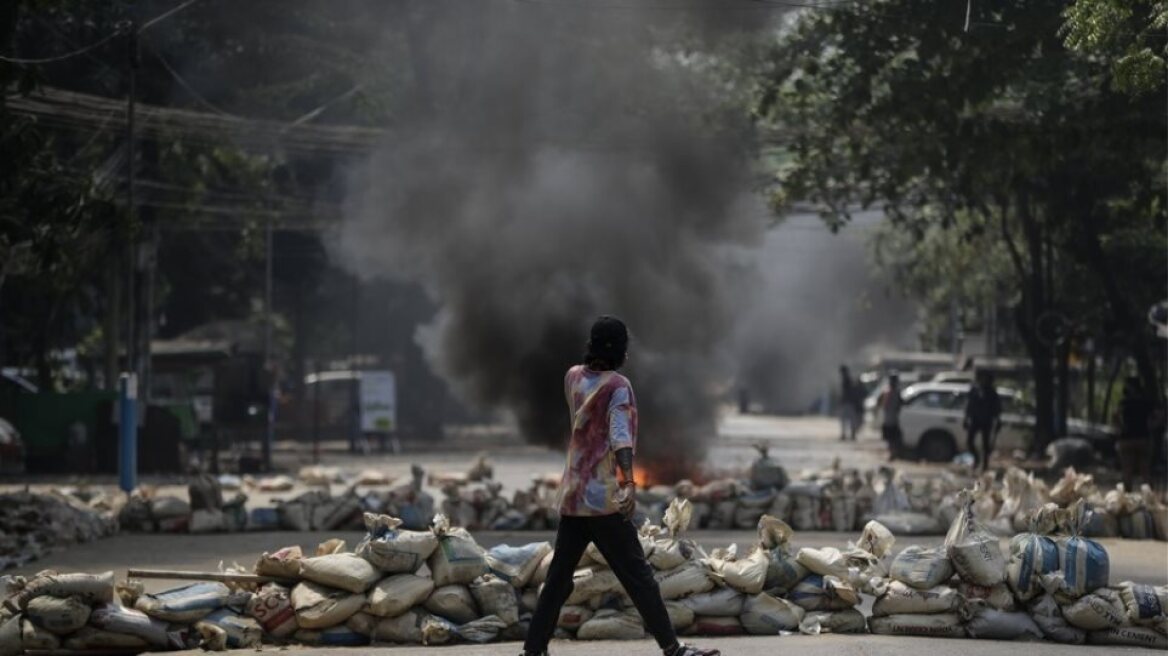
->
[584,315,628,370]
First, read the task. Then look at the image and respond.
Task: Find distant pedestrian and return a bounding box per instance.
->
[838,366,862,441]
[963,370,1002,471]
[522,316,719,656]
[879,372,903,461]
[1114,376,1153,489]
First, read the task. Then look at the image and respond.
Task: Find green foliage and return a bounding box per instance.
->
[1062,0,1168,95]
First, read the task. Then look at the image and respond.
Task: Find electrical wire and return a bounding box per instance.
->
[147,46,236,116]
[0,26,125,65]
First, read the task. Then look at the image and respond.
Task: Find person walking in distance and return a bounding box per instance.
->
[963,370,1002,471]
[521,316,719,656]
[879,372,903,461]
[839,365,861,441]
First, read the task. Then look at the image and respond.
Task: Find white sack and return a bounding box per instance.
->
[290,581,364,629]
[355,513,438,574]
[739,593,803,634]
[24,595,90,634]
[678,587,745,617]
[366,574,434,618]
[255,546,303,579]
[486,542,552,588]
[872,581,961,617]
[576,609,644,640]
[1029,593,1086,644]
[965,607,1043,640]
[945,490,1006,586]
[135,582,230,623]
[246,583,298,638]
[869,613,966,638]
[299,553,380,594]
[423,585,479,625]
[889,546,954,590]
[1061,587,1126,630]
[470,575,519,626]
[787,575,859,611]
[14,571,114,608]
[654,562,714,600]
[429,514,488,586]
[89,603,182,648]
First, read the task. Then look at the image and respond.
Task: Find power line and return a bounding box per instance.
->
[0,26,126,65]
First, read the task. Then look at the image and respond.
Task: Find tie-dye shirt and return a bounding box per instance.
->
[557,364,638,516]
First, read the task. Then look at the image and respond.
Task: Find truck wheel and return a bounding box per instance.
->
[919,430,957,463]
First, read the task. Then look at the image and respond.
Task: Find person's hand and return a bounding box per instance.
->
[616,481,636,518]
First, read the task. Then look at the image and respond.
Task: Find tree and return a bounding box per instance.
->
[756,0,1166,453]
[1062,0,1168,96]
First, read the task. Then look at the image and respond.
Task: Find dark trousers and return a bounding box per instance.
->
[882,425,902,460]
[524,513,677,654]
[967,424,993,470]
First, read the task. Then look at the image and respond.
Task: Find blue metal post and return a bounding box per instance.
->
[118,372,138,493]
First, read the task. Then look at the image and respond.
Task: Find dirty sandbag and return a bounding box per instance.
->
[557,605,594,630]
[996,467,1044,533]
[868,613,966,638]
[1140,484,1168,541]
[116,579,144,609]
[655,562,714,600]
[749,444,788,490]
[356,512,439,574]
[345,611,378,636]
[1028,593,1086,644]
[678,587,745,617]
[873,512,941,535]
[795,545,879,582]
[314,538,346,555]
[64,626,151,650]
[486,542,553,588]
[708,545,768,595]
[828,493,857,533]
[293,626,370,646]
[740,593,803,634]
[858,519,896,559]
[872,581,961,617]
[1006,506,1060,602]
[423,585,479,625]
[21,619,59,650]
[566,568,622,605]
[456,614,509,643]
[299,553,380,593]
[873,469,911,516]
[88,604,183,648]
[24,594,90,634]
[530,550,555,586]
[685,615,744,636]
[956,581,1016,612]
[787,575,859,611]
[0,614,18,656]
[420,614,457,645]
[965,607,1045,641]
[199,608,262,649]
[1117,581,1168,626]
[664,601,695,631]
[1087,625,1168,649]
[798,608,866,635]
[889,546,954,590]
[189,473,224,511]
[245,583,298,638]
[470,575,520,626]
[290,581,364,629]
[1056,499,1110,599]
[135,582,230,623]
[758,515,807,594]
[429,514,489,586]
[13,570,114,608]
[367,574,434,618]
[945,489,1006,586]
[577,609,645,640]
[255,545,303,579]
[373,608,429,643]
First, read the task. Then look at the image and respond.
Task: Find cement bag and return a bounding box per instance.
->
[787,575,859,611]
[470,575,519,626]
[956,581,1016,611]
[63,626,150,650]
[739,593,803,634]
[290,581,364,629]
[89,604,182,648]
[1117,581,1168,626]
[13,571,114,608]
[531,550,554,586]
[1006,532,1059,602]
[255,545,303,579]
[872,581,961,617]
[890,546,953,590]
[1061,587,1126,630]
[1056,500,1110,598]
[423,585,479,624]
[1087,625,1168,649]
[246,583,298,638]
[135,582,230,623]
[650,499,699,570]
[664,601,695,631]
[858,519,896,558]
[869,613,965,638]
[709,546,768,595]
[944,490,1006,586]
[299,553,380,593]
[24,594,91,634]
[429,514,488,586]
[366,574,434,618]
[557,605,593,630]
[356,513,438,574]
[566,568,621,605]
[293,626,370,646]
[685,616,744,636]
[200,609,262,649]
[315,538,346,556]
[21,619,59,650]
[965,607,1043,640]
[455,614,508,643]
[486,542,552,588]
[1118,510,1156,539]
[758,516,808,594]
[576,609,644,640]
[372,608,428,643]
[1029,593,1086,644]
[655,562,715,600]
[828,494,857,532]
[679,587,745,617]
[798,608,866,635]
[344,611,378,636]
[0,615,18,656]
[420,615,457,645]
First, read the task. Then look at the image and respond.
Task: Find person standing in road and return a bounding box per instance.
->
[521,316,719,656]
[963,370,1002,471]
[839,365,862,441]
[879,372,903,461]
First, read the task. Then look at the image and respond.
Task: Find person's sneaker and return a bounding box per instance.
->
[665,643,721,656]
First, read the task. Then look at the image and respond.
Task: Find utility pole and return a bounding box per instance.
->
[263,218,274,470]
[124,19,138,381]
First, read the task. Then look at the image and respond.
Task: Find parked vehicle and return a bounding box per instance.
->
[897,381,1114,462]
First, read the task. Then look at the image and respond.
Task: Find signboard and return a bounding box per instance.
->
[359,370,396,432]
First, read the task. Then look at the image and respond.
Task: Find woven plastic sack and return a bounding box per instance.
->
[787,575,859,611]
[63,626,149,650]
[654,562,714,600]
[708,545,768,595]
[89,604,183,648]
[355,513,438,574]
[1029,592,1086,644]
[371,608,428,643]
[456,615,509,643]
[965,607,1043,640]
[21,619,59,651]
[423,585,479,624]
[135,582,230,623]
[889,546,953,590]
[758,515,807,594]
[869,613,965,638]
[429,514,488,586]
[1061,587,1126,630]
[1086,625,1168,649]
[872,581,961,617]
[576,609,644,640]
[1056,500,1110,599]
[945,489,1006,586]
[255,546,303,579]
[798,608,866,635]
[299,553,380,594]
[649,499,699,570]
[292,626,370,646]
[739,593,803,634]
[956,580,1016,612]
[566,568,621,605]
[469,575,519,626]
[14,571,114,609]
[664,601,695,630]
[24,595,90,634]
[366,574,435,618]
[678,587,745,617]
[486,542,552,588]
[199,609,262,649]
[1117,581,1168,626]
[245,583,298,638]
[290,581,364,629]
